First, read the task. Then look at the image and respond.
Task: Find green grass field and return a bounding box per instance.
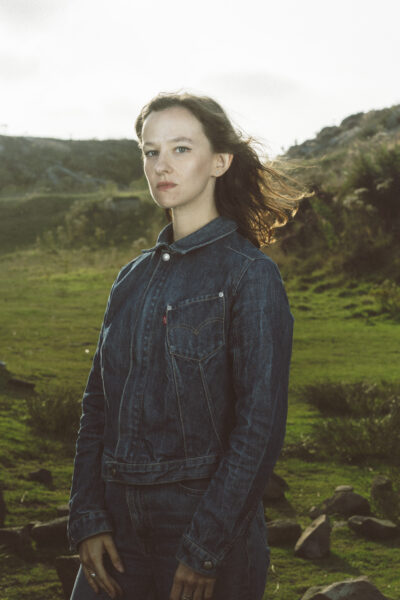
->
[1,244,399,599]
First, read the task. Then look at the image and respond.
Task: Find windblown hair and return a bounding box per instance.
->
[135,90,313,248]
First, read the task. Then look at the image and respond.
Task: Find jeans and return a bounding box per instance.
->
[70,478,271,600]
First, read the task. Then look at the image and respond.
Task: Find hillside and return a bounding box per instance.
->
[1,103,400,285]
[0,135,143,194]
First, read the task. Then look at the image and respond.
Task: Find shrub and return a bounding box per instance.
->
[25,386,82,447]
[370,279,400,320]
[297,380,400,464]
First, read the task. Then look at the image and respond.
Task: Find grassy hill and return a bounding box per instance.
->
[0,135,143,194]
[0,104,399,599]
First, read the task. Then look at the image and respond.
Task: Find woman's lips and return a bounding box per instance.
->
[157,183,177,190]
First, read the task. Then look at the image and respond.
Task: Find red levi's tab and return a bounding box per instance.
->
[162,314,167,325]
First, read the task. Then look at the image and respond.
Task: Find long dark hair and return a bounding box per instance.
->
[135,90,312,248]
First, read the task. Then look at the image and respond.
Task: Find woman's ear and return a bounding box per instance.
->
[214,153,234,178]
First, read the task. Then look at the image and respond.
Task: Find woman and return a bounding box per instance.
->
[68,91,308,600]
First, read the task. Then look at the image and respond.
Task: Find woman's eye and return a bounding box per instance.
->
[143,146,190,158]
[175,146,190,153]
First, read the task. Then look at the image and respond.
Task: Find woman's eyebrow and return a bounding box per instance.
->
[142,136,194,148]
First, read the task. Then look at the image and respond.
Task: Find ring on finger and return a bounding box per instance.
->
[89,571,97,579]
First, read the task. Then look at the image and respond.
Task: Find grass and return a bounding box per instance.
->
[0,246,399,599]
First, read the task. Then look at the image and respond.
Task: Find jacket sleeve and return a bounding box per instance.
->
[175,256,294,576]
[67,278,118,552]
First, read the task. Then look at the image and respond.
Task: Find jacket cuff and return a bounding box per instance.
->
[67,511,114,552]
[175,534,220,578]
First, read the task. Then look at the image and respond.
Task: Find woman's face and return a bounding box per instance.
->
[141,106,222,214]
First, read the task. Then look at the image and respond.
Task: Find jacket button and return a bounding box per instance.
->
[162,252,170,261]
[111,467,117,477]
[202,560,213,570]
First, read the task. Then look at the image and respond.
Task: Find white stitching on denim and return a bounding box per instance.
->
[199,361,224,452]
[170,353,188,459]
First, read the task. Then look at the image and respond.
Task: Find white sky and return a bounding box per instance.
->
[0,0,399,158]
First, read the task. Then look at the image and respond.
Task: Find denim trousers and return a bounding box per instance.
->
[70,478,271,600]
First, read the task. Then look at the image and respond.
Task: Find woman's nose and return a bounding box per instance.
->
[154,154,172,174]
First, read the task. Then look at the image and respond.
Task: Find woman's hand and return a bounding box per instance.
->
[78,532,125,598]
[169,561,217,600]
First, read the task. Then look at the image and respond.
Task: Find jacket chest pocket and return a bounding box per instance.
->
[166,291,225,361]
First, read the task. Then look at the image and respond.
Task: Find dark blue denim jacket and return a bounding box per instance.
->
[67,215,294,577]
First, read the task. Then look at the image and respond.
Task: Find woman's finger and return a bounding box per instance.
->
[94,558,123,598]
[189,582,203,600]
[82,564,101,595]
[104,535,125,573]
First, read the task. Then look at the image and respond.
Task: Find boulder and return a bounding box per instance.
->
[27,468,53,487]
[30,516,69,547]
[0,486,6,527]
[334,485,353,493]
[0,525,32,552]
[56,503,70,517]
[371,475,393,498]
[319,490,370,517]
[265,518,302,545]
[300,575,388,599]
[55,554,81,599]
[348,515,399,540]
[294,514,331,559]
[263,472,289,501]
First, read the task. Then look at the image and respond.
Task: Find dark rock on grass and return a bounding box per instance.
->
[56,503,70,517]
[55,555,81,600]
[0,525,32,552]
[30,516,69,547]
[294,514,331,559]
[7,377,35,390]
[348,515,399,540]
[265,518,302,545]
[312,489,370,518]
[0,486,7,526]
[263,472,289,501]
[27,468,53,487]
[371,474,393,497]
[300,575,388,599]
[334,485,353,493]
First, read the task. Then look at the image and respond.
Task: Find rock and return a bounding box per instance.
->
[263,472,289,501]
[334,485,354,493]
[27,468,53,487]
[55,554,81,600]
[265,519,302,545]
[30,516,69,547]
[309,506,321,519]
[0,525,32,552]
[320,490,370,517]
[294,514,331,559]
[370,474,399,521]
[348,515,399,540]
[371,475,393,499]
[300,575,388,599]
[56,503,70,517]
[7,377,35,390]
[0,486,6,527]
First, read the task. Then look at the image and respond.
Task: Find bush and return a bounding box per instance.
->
[25,386,82,446]
[298,380,400,463]
[298,380,399,416]
[370,279,400,320]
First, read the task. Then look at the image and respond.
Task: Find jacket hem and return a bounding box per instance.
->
[101,453,220,484]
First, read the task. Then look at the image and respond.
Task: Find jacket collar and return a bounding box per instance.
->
[140,215,238,255]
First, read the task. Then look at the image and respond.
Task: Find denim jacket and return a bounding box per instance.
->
[67,215,294,577]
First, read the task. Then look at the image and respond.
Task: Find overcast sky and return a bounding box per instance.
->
[0,0,399,157]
